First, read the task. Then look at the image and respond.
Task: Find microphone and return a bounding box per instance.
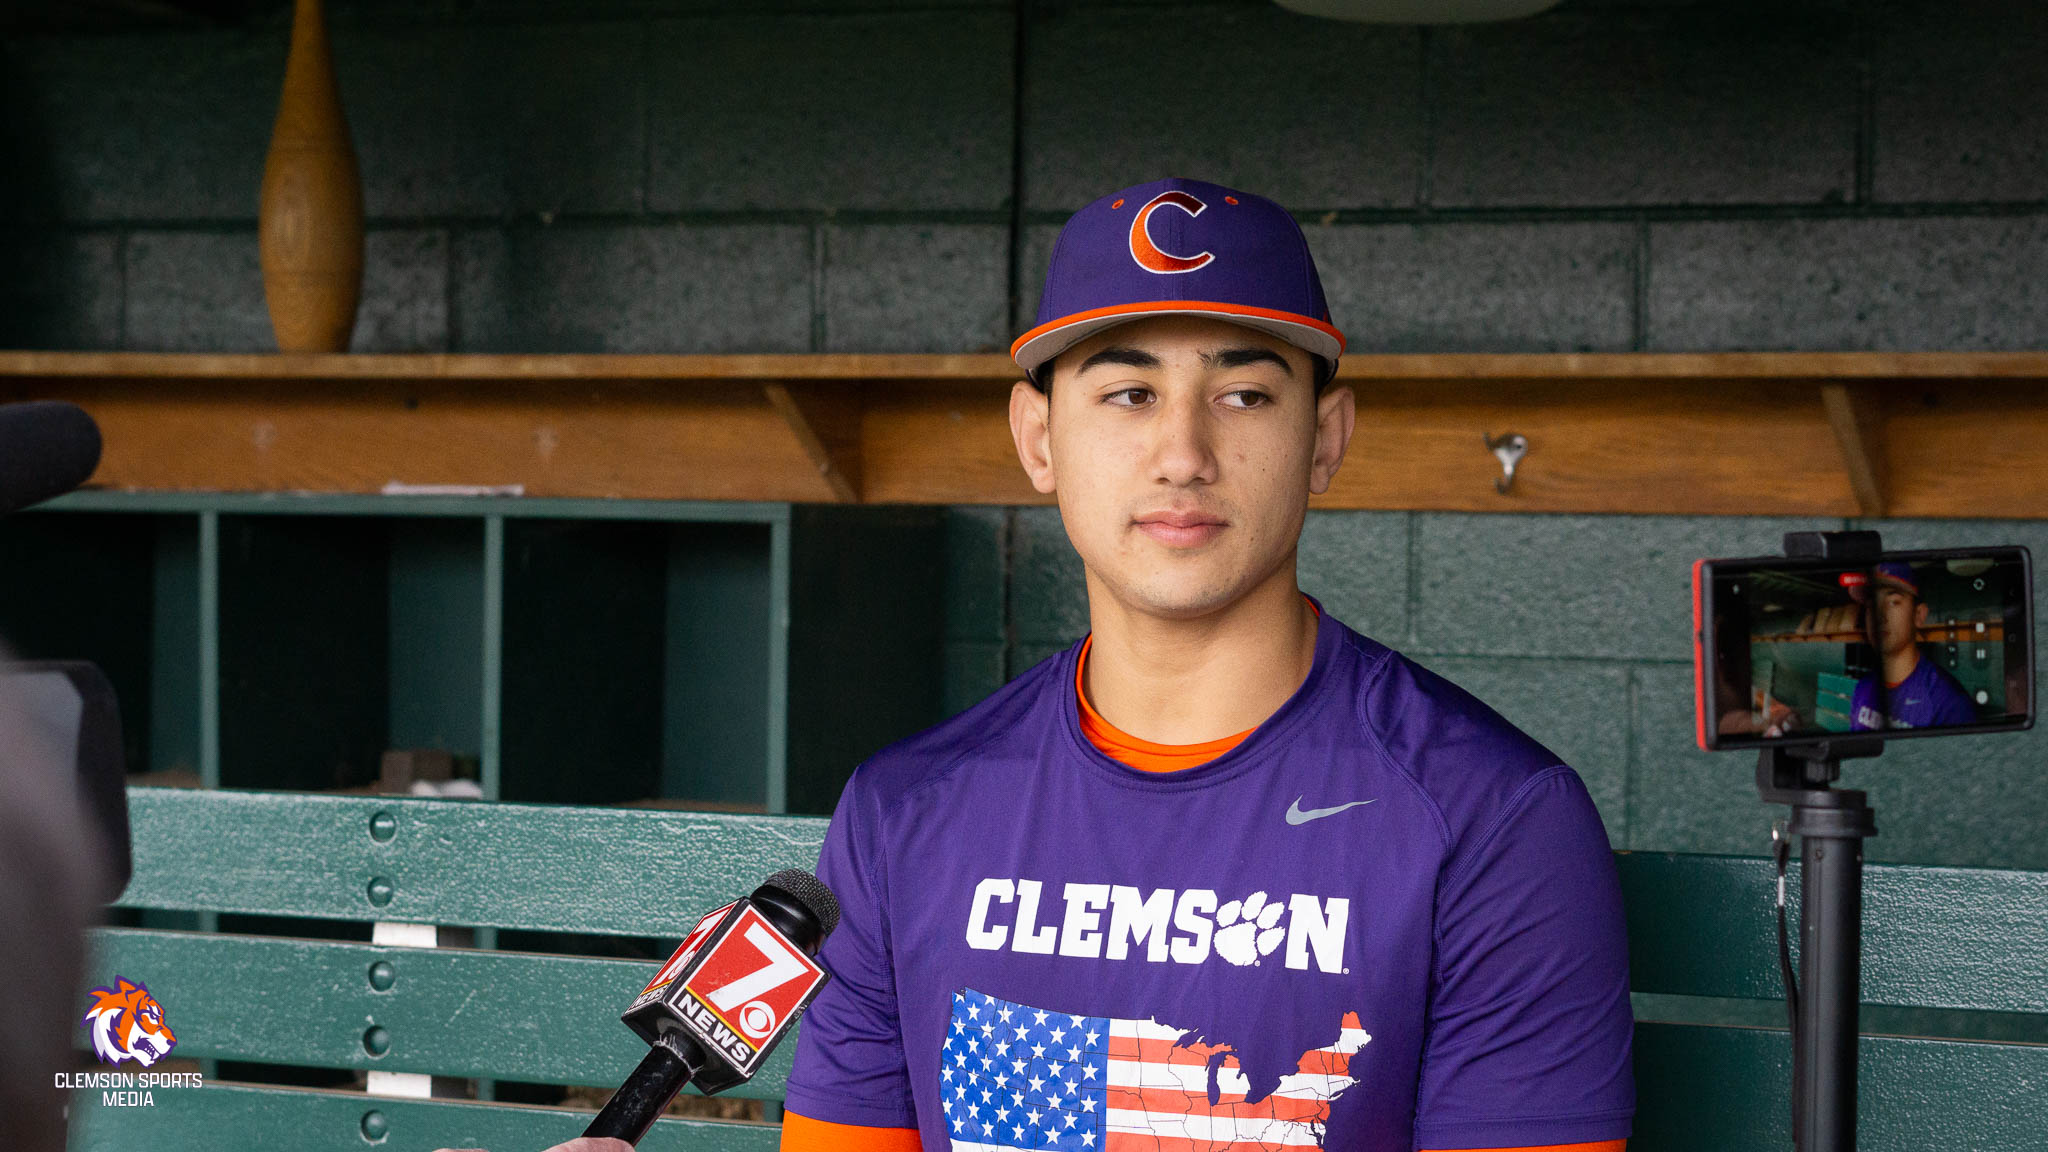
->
[585,868,841,1145]
[0,401,102,515]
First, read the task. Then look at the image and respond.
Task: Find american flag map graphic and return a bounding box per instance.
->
[941,988,1370,1151]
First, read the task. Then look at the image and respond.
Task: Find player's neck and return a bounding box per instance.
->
[1079,566,1318,746]
[1882,644,1921,688]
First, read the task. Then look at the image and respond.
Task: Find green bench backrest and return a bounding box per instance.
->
[70,791,2048,1151]
[1617,851,2048,1151]
[72,788,826,1152]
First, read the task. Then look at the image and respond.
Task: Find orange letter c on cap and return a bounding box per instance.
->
[1129,190,1214,275]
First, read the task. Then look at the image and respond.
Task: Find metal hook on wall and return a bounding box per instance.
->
[1483,432,1527,494]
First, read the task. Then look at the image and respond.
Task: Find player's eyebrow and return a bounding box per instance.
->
[1075,346,1295,375]
[1202,347,1294,375]
[1074,346,1161,374]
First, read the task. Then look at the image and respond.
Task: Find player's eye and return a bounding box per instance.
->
[1221,389,1271,409]
[1102,387,1152,408]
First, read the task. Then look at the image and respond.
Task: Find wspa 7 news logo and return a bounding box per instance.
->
[625,900,827,1082]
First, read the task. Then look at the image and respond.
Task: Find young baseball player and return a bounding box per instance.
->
[779,178,1634,1152]
[1851,561,1976,731]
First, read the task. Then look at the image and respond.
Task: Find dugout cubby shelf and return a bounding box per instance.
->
[0,493,944,813]
[3,349,2047,517]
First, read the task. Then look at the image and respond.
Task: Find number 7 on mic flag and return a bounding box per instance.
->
[622,901,828,1085]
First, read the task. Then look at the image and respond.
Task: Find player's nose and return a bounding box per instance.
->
[1146,394,1219,487]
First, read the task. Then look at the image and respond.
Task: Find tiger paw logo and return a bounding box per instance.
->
[82,978,177,1067]
[1213,890,1287,966]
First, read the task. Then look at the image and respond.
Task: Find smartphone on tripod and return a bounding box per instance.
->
[1693,547,2034,752]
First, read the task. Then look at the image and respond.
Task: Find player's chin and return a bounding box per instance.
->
[1120,572,1249,619]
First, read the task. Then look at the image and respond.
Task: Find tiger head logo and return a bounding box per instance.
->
[82,978,177,1067]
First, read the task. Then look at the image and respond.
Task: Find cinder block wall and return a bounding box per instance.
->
[3,0,2044,865]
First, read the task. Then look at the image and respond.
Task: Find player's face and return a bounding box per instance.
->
[1007,315,1354,619]
[1866,585,1928,658]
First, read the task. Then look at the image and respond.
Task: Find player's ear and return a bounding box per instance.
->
[1010,379,1058,495]
[1915,600,1930,628]
[1308,383,1356,496]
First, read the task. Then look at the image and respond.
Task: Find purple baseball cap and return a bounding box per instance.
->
[1012,178,1345,383]
[1872,561,1920,595]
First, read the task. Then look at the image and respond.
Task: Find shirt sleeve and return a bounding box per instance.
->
[782,767,920,1129]
[1413,767,1636,1150]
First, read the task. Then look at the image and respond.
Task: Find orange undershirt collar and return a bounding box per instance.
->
[1076,597,1319,773]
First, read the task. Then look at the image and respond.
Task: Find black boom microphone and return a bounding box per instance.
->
[0,401,102,515]
[585,868,841,1145]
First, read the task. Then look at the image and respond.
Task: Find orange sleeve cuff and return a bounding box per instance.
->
[780,1110,923,1152]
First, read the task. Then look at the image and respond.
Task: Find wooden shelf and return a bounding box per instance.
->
[5,350,2046,516]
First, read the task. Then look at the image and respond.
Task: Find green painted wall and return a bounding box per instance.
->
[4,0,2045,865]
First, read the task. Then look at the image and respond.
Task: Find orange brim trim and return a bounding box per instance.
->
[1010,300,1347,366]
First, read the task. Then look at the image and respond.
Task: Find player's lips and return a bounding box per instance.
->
[1132,509,1227,547]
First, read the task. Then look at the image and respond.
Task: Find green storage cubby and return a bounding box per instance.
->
[1,493,947,814]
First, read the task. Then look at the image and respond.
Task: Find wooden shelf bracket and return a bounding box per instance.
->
[763,381,863,503]
[1819,382,1889,518]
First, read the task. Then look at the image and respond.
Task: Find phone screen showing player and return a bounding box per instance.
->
[1695,548,2035,750]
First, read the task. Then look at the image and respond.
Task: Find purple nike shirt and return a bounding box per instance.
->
[784,607,1634,1151]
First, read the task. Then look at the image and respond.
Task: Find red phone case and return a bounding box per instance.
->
[1692,558,1710,752]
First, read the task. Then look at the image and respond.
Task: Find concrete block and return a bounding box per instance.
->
[2,32,278,222]
[1430,6,1856,207]
[125,226,451,352]
[1307,221,1636,353]
[1023,5,1420,212]
[1631,660,2048,868]
[823,224,1009,353]
[0,230,122,349]
[122,231,271,352]
[1628,662,1777,856]
[1414,655,1631,844]
[647,11,1013,212]
[352,229,448,353]
[1412,512,1822,661]
[1012,223,1062,336]
[1845,728,2048,869]
[1872,1,2048,203]
[1009,505,1089,648]
[1648,216,2048,351]
[944,507,1009,644]
[1297,510,1410,645]
[337,21,646,217]
[943,640,1008,720]
[451,223,812,353]
[1009,642,1072,684]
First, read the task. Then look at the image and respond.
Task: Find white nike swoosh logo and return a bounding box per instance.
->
[1285,796,1378,825]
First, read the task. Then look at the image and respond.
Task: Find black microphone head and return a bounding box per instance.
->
[0,401,102,515]
[758,868,840,942]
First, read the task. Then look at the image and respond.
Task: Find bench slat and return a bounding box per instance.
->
[116,788,829,936]
[66,1080,780,1152]
[1619,853,2048,1014]
[1633,1023,2048,1152]
[86,928,793,1097]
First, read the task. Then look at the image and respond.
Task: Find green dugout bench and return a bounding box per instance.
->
[69,787,2048,1152]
